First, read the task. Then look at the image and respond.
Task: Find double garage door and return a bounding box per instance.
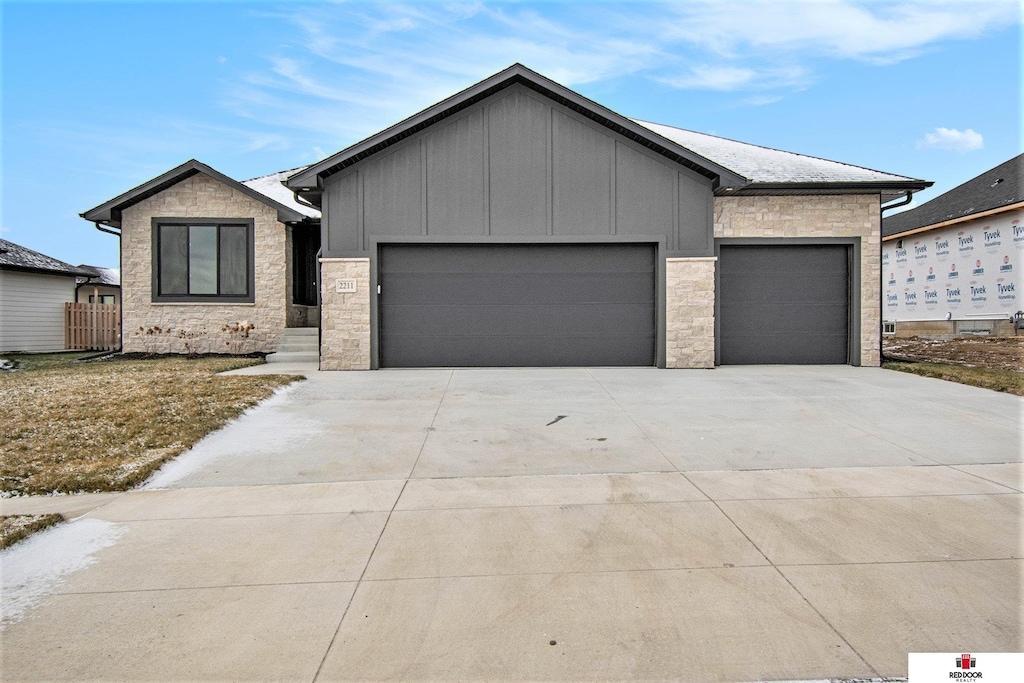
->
[379,244,656,367]
[378,243,850,367]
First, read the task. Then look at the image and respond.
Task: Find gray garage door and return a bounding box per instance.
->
[719,245,849,364]
[379,244,655,367]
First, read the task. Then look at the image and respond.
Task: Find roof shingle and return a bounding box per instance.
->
[0,238,86,277]
[882,153,1023,237]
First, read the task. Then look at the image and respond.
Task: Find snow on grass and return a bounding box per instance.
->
[0,518,125,627]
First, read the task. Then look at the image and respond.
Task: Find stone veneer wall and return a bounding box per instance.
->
[666,258,716,368]
[120,173,288,354]
[714,194,882,366]
[319,258,371,370]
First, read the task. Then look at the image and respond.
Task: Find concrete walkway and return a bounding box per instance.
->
[1,367,1020,681]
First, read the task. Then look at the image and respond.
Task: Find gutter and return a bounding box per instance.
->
[877,191,915,364]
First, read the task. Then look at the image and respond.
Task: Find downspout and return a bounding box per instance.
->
[93,222,123,352]
[878,192,914,364]
[316,247,322,371]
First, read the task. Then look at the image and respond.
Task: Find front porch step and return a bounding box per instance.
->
[266,328,319,363]
[266,351,318,363]
[276,339,319,352]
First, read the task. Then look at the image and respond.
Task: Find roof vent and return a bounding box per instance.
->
[991,178,1004,187]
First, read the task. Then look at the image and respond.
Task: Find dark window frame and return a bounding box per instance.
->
[151,218,256,303]
[88,294,116,304]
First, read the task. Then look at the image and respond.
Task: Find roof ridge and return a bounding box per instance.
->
[632,118,920,182]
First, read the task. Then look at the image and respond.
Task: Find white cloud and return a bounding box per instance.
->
[917,127,984,152]
[657,0,1018,64]
[658,65,810,91]
[219,1,1017,147]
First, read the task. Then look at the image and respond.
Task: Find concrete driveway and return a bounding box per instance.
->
[2,366,1021,681]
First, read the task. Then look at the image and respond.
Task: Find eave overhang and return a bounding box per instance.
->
[718,180,932,199]
[81,159,308,229]
[286,63,750,207]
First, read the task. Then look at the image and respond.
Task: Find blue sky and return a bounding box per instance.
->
[2,1,1020,268]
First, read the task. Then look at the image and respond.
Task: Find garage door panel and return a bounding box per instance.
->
[381,244,654,274]
[723,333,849,365]
[382,303,655,338]
[720,303,848,336]
[383,333,655,368]
[380,244,656,367]
[717,273,847,304]
[381,272,654,306]
[720,245,849,365]
[720,245,848,275]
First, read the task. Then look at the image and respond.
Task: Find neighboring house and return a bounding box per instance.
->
[882,154,1023,337]
[83,64,929,369]
[0,238,87,353]
[76,265,121,305]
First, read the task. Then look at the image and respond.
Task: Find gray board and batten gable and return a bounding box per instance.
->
[316,83,718,258]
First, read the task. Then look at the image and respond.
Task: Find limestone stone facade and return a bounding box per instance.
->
[120,173,289,355]
[319,258,371,370]
[714,194,882,366]
[666,258,716,369]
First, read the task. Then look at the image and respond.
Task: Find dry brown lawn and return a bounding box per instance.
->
[0,513,63,549]
[883,336,1024,396]
[0,354,300,496]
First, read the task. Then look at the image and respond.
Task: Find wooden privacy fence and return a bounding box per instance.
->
[66,302,121,351]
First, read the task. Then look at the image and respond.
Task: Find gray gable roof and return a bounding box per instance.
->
[82,160,312,229]
[286,63,749,198]
[635,120,924,189]
[0,238,87,277]
[76,264,120,286]
[286,63,927,204]
[883,153,1023,238]
[241,167,321,219]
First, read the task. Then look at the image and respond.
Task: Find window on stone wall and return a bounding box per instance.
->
[152,219,255,302]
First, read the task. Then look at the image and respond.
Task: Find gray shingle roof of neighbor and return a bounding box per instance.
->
[76,265,120,286]
[241,167,321,219]
[634,120,924,186]
[882,153,1024,238]
[0,238,87,277]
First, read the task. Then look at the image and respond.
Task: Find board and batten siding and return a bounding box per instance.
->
[0,270,77,353]
[321,84,714,256]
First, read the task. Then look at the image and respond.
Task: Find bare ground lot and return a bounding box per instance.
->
[883,336,1024,395]
[0,353,300,496]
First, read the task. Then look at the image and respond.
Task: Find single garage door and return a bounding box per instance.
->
[379,243,655,367]
[719,245,849,364]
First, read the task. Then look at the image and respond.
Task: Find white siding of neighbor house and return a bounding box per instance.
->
[75,285,120,305]
[0,270,77,353]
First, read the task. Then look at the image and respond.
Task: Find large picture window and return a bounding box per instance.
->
[152,219,255,302]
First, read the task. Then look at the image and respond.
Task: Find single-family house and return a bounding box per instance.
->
[82,64,930,369]
[882,153,1022,337]
[75,265,121,305]
[0,238,88,353]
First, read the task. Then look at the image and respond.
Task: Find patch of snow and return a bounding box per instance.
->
[241,168,320,219]
[0,518,125,627]
[633,119,918,185]
[140,382,304,489]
